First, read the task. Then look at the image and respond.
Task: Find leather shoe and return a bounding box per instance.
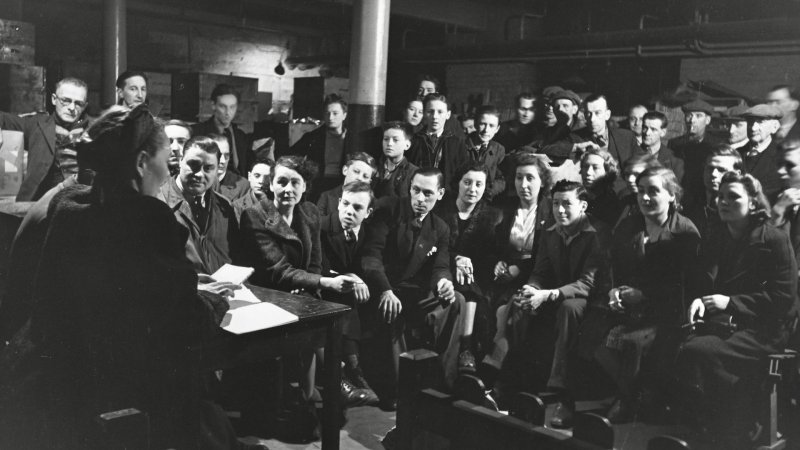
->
[550,401,575,429]
[341,379,370,407]
[458,350,477,374]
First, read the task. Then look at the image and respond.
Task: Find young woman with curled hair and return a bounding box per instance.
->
[673,172,798,448]
[0,105,245,449]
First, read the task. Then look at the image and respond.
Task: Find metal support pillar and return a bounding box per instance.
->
[103,0,126,106]
[346,0,391,156]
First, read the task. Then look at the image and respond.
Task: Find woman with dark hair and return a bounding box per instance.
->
[436,162,503,372]
[491,152,554,295]
[674,173,798,448]
[0,105,243,449]
[580,147,622,226]
[402,97,425,134]
[589,167,700,423]
[239,155,360,437]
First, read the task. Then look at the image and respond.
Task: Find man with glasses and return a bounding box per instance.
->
[0,77,89,201]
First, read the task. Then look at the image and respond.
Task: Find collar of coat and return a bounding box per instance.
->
[258,198,318,243]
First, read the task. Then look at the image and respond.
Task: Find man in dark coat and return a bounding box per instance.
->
[740,104,784,203]
[361,168,465,409]
[573,94,641,191]
[0,77,89,201]
[209,133,251,202]
[284,94,350,202]
[407,93,469,193]
[495,93,540,152]
[160,136,241,274]
[635,111,685,183]
[320,181,379,406]
[767,85,800,144]
[191,83,252,176]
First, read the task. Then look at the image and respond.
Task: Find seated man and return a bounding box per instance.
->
[316,152,377,217]
[682,145,742,238]
[161,136,241,274]
[232,158,273,220]
[210,133,252,202]
[480,180,607,428]
[165,119,192,176]
[466,105,507,199]
[361,168,465,409]
[375,121,419,199]
[320,181,379,406]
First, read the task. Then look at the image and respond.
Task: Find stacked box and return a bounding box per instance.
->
[0,19,34,66]
[0,63,45,113]
[142,71,171,118]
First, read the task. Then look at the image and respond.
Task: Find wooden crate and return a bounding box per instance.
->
[0,18,34,66]
[0,63,45,113]
[172,72,259,131]
[142,71,171,118]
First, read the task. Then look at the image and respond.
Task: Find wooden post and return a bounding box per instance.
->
[397,349,439,450]
[322,316,344,449]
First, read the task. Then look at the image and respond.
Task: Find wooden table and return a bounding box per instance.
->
[203,284,350,450]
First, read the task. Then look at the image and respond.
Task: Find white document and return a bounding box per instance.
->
[211,263,255,285]
[220,285,299,335]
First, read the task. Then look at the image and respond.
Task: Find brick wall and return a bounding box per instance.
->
[445,63,539,120]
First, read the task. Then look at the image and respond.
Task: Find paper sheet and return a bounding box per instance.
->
[211,263,255,285]
[220,285,299,334]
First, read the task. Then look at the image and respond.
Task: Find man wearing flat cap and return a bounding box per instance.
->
[532,89,583,166]
[669,99,723,215]
[722,104,750,151]
[741,104,784,202]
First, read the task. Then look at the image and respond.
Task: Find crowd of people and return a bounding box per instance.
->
[0,70,798,449]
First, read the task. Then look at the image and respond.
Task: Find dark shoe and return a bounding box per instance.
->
[345,366,374,390]
[341,379,371,407]
[379,396,398,412]
[550,401,575,429]
[458,350,477,374]
[606,398,636,424]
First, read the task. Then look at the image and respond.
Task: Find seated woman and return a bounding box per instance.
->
[436,162,503,372]
[614,153,661,229]
[589,167,700,423]
[238,155,359,434]
[579,147,622,227]
[0,106,243,449]
[674,173,798,447]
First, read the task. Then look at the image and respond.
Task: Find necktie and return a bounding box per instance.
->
[224,128,239,171]
[191,196,207,227]
[411,215,424,230]
[595,135,607,148]
[345,229,357,242]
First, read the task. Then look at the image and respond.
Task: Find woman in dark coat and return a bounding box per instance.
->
[436,162,504,372]
[675,172,798,447]
[591,167,700,423]
[239,155,359,428]
[579,147,622,227]
[0,106,239,449]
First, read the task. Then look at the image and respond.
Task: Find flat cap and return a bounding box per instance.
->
[551,89,581,106]
[542,85,564,98]
[742,104,783,120]
[681,99,714,115]
[721,104,750,121]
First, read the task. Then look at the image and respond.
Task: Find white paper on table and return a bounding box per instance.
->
[211,263,255,285]
[220,285,299,335]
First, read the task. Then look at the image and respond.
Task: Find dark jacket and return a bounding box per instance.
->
[495,120,541,152]
[216,171,251,202]
[320,213,366,338]
[317,185,342,218]
[573,125,640,168]
[240,199,323,292]
[669,134,723,209]
[699,221,799,335]
[375,157,418,199]
[161,178,241,275]
[407,130,469,192]
[361,197,452,295]
[0,112,58,201]
[192,118,251,176]
[740,139,782,203]
[231,190,262,222]
[435,200,504,298]
[496,196,554,284]
[285,125,348,199]
[634,145,685,183]
[465,136,507,198]
[1,185,228,449]
[527,216,609,301]
[612,211,701,323]
[587,182,622,228]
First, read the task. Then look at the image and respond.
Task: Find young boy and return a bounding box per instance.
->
[375,121,419,199]
[320,181,379,406]
[458,114,476,136]
[480,180,607,428]
[316,152,378,217]
[407,93,469,192]
[467,105,507,198]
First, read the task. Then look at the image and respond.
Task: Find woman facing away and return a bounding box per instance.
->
[0,105,246,449]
